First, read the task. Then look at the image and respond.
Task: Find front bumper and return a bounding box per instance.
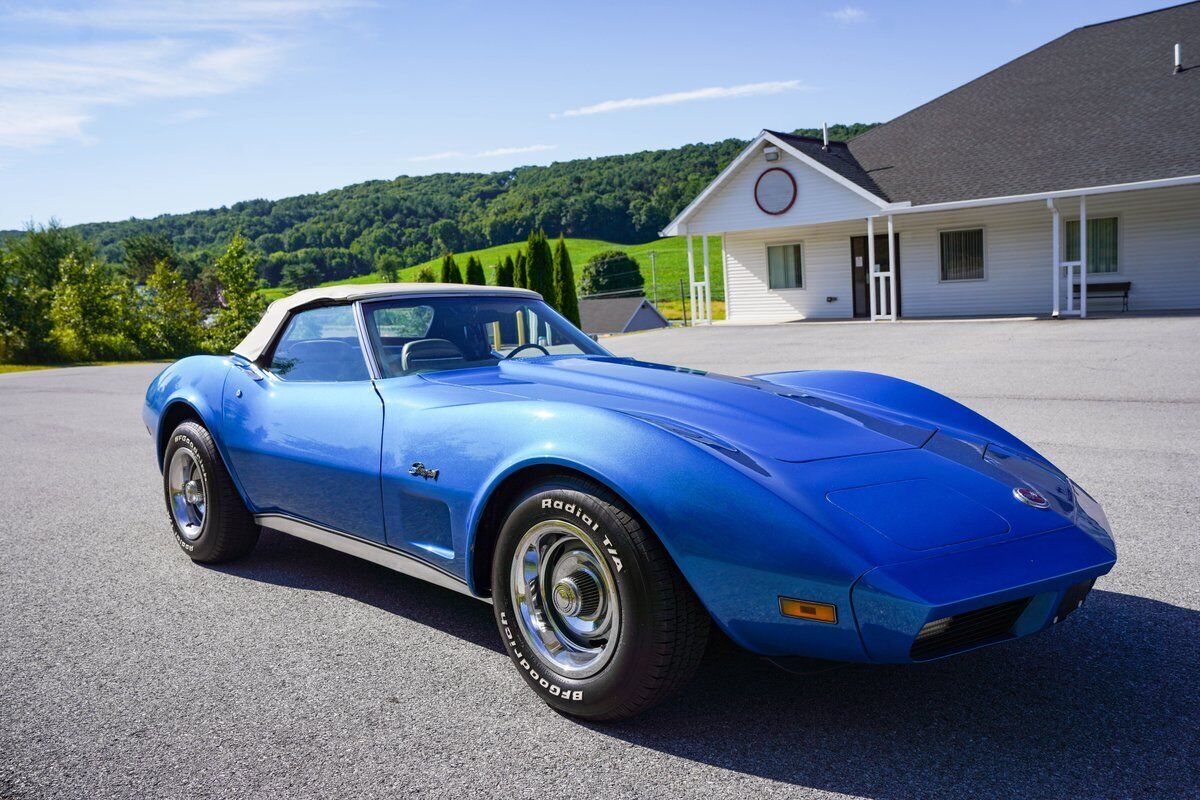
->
[851,524,1116,662]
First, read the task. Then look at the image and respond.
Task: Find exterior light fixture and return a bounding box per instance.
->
[763,145,780,162]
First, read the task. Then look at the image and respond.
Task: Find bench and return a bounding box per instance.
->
[1073,281,1131,312]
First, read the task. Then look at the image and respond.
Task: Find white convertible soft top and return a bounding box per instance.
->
[232,282,542,362]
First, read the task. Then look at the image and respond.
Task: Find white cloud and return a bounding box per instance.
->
[827,6,868,23]
[555,80,810,118]
[169,108,216,123]
[473,144,556,158]
[0,1,361,149]
[10,1,371,33]
[408,144,558,163]
[408,151,465,162]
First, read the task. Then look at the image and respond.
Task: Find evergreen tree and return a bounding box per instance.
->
[514,250,528,289]
[525,230,555,306]
[553,236,580,327]
[207,234,266,354]
[440,253,463,283]
[465,255,487,285]
[415,266,436,282]
[49,255,142,361]
[141,259,202,357]
[495,257,514,287]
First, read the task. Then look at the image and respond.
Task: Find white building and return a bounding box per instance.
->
[664,3,1200,323]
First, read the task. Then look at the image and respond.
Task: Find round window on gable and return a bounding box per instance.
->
[754,167,797,215]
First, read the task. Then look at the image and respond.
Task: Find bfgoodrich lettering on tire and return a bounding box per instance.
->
[492,475,710,720]
[162,421,259,564]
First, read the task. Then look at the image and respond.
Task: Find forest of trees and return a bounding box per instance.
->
[1,125,876,293]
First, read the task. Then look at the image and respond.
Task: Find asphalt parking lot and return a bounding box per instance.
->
[2,314,1197,799]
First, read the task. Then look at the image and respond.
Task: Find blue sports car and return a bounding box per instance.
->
[144,284,1116,720]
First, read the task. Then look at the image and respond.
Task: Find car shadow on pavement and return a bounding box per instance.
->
[211,527,503,654]
[210,536,1198,798]
[595,589,1200,800]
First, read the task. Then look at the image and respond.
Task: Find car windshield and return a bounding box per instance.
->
[362,295,609,378]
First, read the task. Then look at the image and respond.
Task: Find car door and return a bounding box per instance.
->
[221,304,386,543]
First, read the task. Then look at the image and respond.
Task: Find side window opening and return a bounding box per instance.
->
[268,305,369,382]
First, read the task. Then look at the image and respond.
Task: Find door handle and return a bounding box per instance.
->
[235,361,264,381]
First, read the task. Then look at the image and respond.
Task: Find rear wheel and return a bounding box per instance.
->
[492,476,710,720]
[162,421,259,563]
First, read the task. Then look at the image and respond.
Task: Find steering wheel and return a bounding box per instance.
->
[505,343,550,359]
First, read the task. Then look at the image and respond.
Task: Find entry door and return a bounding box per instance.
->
[221,305,386,543]
[850,235,901,318]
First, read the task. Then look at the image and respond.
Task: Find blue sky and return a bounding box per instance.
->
[0,0,1176,230]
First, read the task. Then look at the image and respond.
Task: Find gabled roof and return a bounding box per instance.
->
[578,296,669,335]
[233,283,540,361]
[660,130,895,235]
[839,0,1200,205]
[666,1,1200,230]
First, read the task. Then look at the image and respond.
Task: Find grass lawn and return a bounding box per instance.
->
[261,235,726,321]
[0,361,165,374]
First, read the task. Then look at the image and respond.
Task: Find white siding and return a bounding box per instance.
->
[722,184,1200,321]
[724,222,865,320]
[686,147,881,235]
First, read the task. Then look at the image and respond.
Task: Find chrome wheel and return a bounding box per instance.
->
[510,520,620,678]
[167,448,206,541]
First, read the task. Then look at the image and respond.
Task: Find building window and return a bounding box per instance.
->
[939,228,985,281]
[1065,216,1118,274]
[767,243,804,289]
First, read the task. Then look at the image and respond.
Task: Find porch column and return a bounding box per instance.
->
[702,234,712,324]
[887,215,897,321]
[1079,195,1088,319]
[866,216,877,320]
[686,233,697,326]
[1048,198,1061,317]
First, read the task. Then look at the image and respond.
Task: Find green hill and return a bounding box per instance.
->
[19,124,875,293]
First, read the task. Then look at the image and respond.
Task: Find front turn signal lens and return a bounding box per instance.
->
[779,597,838,624]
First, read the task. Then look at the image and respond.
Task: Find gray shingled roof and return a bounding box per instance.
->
[773,2,1200,205]
[578,296,668,335]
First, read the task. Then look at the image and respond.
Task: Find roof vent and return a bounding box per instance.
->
[1175,43,1183,74]
[822,122,829,151]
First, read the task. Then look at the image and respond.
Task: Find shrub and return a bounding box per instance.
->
[579,250,644,297]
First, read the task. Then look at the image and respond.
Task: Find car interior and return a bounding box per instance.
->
[266,298,601,382]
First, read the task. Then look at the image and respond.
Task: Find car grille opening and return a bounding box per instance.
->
[910,597,1032,660]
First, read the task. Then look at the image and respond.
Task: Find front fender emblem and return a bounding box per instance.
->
[1013,486,1050,509]
[409,462,440,481]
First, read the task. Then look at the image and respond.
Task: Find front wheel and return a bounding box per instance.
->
[492,476,710,720]
[162,421,259,564]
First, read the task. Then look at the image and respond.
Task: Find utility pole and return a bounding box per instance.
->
[648,251,658,307]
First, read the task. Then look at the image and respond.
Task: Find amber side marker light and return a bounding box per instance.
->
[779,597,838,624]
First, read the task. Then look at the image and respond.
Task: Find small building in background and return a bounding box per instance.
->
[578,296,671,335]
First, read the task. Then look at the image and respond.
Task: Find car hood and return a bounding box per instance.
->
[425,356,935,463]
